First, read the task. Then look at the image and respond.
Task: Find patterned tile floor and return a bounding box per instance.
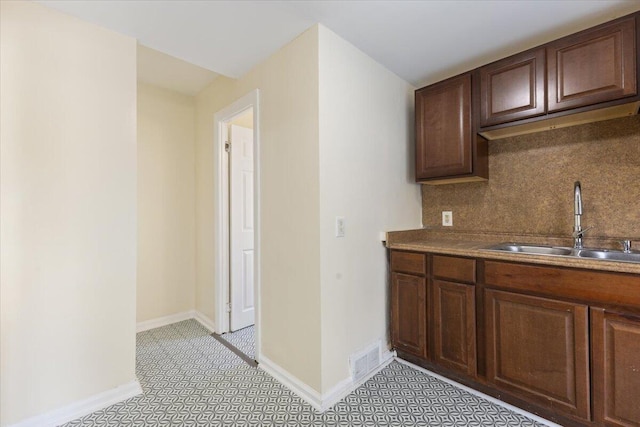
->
[221,325,256,360]
[64,320,549,426]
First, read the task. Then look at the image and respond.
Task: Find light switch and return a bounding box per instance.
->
[336,216,345,237]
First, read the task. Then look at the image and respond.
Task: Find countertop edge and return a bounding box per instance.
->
[387,241,640,275]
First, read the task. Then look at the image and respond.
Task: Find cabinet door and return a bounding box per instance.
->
[547,16,637,112]
[391,272,427,358]
[415,73,472,179]
[433,280,476,376]
[592,307,640,427]
[480,48,546,127]
[485,289,590,419]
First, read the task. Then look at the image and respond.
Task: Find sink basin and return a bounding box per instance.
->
[487,243,574,256]
[576,249,640,263]
[485,243,640,264]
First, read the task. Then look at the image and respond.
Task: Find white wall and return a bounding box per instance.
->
[196,27,323,391]
[195,24,421,398]
[317,26,422,392]
[137,82,196,322]
[0,2,138,425]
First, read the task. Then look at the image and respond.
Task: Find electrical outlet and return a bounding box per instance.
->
[442,211,453,227]
[335,216,345,237]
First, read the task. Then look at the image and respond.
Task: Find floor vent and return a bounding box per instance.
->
[350,341,381,383]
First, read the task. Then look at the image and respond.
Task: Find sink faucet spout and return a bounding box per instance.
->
[573,181,587,249]
[574,181,582,216]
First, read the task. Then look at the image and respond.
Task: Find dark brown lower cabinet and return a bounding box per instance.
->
[390,250,640,426]
[433,279,476,376]
[591,307,640,427]
[485,289,590,420]
[391,272,427,359]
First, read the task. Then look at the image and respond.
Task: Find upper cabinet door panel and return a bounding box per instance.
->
[480,48,546,127]
[547,16,637,113]
[415,73,472,179]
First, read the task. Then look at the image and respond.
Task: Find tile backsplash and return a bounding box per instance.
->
[421,114,640,241]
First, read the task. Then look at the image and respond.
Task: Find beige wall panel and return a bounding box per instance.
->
[1,2,137,424]
[195,27,322,391]
[137,83,196,322]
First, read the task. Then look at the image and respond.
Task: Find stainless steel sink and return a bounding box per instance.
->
[486,243,574,256]
[575,249,640,263]
[484,243,640,264]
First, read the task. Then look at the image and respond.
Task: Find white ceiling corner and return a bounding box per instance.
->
[137,45,219,96]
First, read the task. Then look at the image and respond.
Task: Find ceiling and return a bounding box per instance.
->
[39,0,640,92]
[137,45,219,96]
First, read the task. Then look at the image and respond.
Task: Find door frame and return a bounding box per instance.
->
[213,89,260,360]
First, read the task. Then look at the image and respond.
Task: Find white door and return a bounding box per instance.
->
[229,124,255,331]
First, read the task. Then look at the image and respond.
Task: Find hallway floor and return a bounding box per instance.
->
[63,320,548,426]
[221,324,256,360]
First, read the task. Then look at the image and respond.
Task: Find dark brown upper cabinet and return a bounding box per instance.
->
[479,48,546,127]
[416,11,639,181]
[547,16,637,113]
[415,73,488,184]
[478,12,639,140]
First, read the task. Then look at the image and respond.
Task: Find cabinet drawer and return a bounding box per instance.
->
[432,255,475,283]
[485,260,640,308]
[391,251,426,276]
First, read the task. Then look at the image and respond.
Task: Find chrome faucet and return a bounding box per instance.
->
[572,181,591,249]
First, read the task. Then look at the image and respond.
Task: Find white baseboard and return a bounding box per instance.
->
[194,310,216,332]
[136,310,216,334]
[258,354,324,411]
[8,380,142,427]
[136,310,196,332]
[394,358,563,427]
[259,349,394,413]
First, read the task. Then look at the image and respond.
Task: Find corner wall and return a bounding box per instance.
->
[195,26,322,391]
[317,26,422,392]
[0,2,137,425]
[137,82,196,323]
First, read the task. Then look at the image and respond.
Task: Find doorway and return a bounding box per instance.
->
[213,90,260,363]
[228,117,255,332]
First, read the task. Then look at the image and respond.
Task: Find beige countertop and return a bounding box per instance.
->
[386,229,640,275]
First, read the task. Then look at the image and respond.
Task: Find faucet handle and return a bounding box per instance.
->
[620,240,632,253]
[572,226,594,238]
